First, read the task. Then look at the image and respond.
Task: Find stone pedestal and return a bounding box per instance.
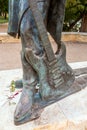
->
[0,62,87,130]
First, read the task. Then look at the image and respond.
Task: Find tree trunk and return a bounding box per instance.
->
[80,14,87,32]
[68,17,81,31]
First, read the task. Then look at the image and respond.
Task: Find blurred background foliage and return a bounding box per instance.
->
[64,0,87,32]
[0,0,8,19]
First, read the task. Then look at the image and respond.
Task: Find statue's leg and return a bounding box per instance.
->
[56,0,66,43]
[14,35,38,125]
[14,8,42,124]
[14,51,38,125]
[47,0,66,49]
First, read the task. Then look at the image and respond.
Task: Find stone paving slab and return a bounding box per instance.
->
[0,62,87,130]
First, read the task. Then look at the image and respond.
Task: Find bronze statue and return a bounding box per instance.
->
[8,0,75,125]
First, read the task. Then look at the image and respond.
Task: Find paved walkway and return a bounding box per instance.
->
[0,42,87,70]
[0,23,8,33]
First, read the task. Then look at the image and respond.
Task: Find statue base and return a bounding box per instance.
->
[14,73,87,125]
[0,62,87,130]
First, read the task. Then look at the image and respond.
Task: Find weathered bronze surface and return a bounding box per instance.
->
[8,0,76,125]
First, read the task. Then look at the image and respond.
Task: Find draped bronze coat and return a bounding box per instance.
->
[8,0,66,43]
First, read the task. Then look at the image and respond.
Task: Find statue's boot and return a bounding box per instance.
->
[14,51,39,125]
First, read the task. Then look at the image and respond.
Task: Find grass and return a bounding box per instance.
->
[0,16,8,24]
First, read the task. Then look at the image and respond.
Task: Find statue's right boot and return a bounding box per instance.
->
[14,51,38,125]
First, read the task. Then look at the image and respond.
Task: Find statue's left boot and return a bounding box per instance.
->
[14,51,39,125]
[14,81,37,125]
